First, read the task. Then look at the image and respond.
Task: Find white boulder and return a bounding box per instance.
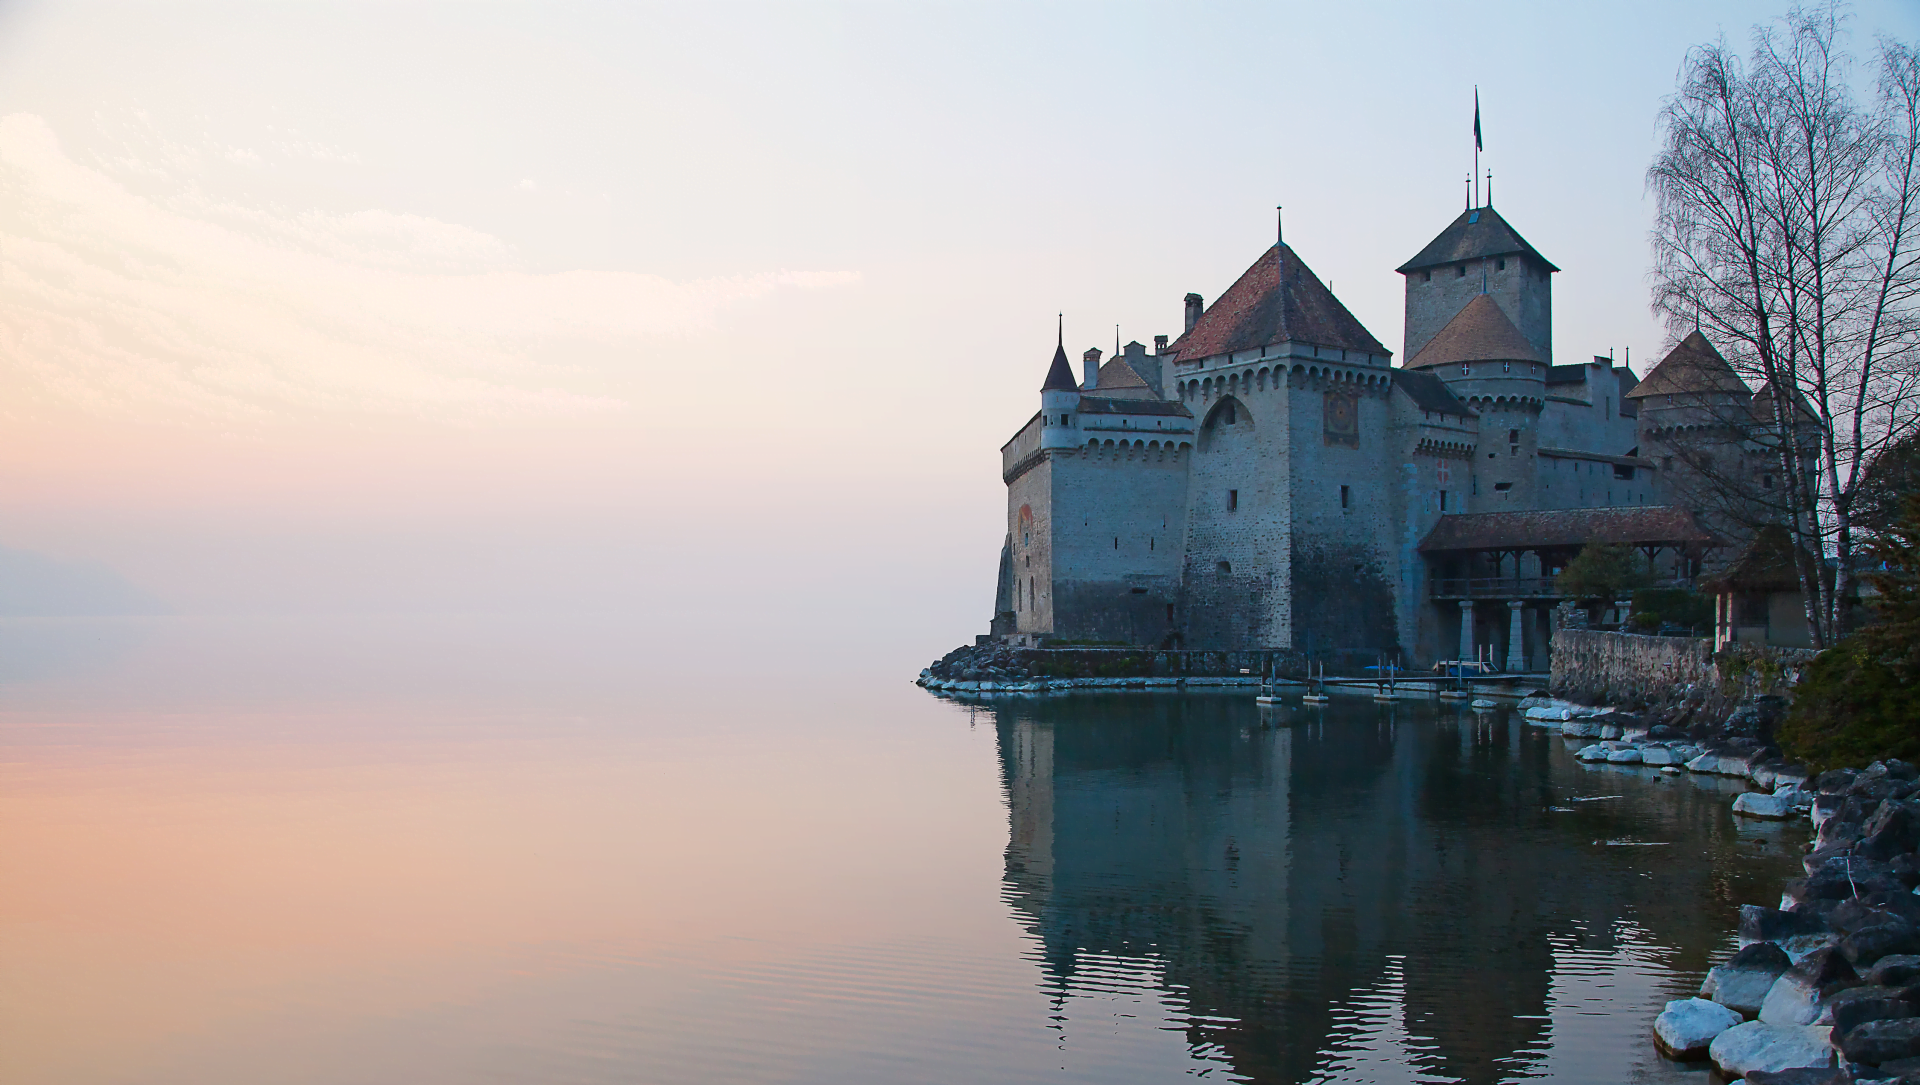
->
[1709,1021,1837,1077]
[1654,997,1744,1059]
[1734,792,1798,819]
[1641,746,1683,766]
[1690,752,1754,776]
[1608,748,1644,763]
[1577,744,1610,762]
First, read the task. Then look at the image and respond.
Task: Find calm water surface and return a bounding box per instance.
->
[0,618,1803,1084]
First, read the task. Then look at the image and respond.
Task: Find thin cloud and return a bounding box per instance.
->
[0,113,858,424]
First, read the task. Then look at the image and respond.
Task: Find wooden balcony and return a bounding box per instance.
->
[1428,576,1699,600]
[1429,577,1562,600]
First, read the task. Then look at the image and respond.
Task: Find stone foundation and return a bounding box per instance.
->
[1550,628,1815,715]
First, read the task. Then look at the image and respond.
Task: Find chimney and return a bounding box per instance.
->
[1082,348,1102,389]
[1154,334,1168,354]
[1184,293,1204,333]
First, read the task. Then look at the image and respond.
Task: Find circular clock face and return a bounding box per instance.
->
[1328,397,1354,429]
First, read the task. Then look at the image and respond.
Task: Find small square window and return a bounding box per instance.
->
[1497,258,1506,270]
[1457,265,1467,278]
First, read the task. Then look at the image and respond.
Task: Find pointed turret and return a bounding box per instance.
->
[1038,321,1082,451]
[1626,332,1749,401]
[1167,244,1389,365]
[1041,338,1078,392]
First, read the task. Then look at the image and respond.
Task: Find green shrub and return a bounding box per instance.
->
[1777,640,1920,769]
[1778,493,1920,769]
[1557,542,1654,602]
[1629,587,1713,633]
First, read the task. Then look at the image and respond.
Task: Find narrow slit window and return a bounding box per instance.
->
[1228,489,1238,511]
[1340,485,1350,509]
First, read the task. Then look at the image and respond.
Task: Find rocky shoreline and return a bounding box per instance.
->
[1530,693,1920,1083]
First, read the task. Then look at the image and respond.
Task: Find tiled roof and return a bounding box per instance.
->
[1625,332,1749,399]
[1166,244,1389,362]
[1417,505,1717,552]
[1076,396,1191,417]
[1095,358,1147,389]
[1041,340,1078,392]
[1701,525,1805,591]
[1394,369,1475,416]
[1397,205,1560,274]
[1749,380,1822,426]
[1406,294,1543,368]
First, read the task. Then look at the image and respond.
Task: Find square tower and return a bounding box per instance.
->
[1397,205,1557,364]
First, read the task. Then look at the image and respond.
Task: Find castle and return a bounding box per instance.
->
[991,198,1739,669]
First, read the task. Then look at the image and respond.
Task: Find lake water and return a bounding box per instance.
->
[0,617,1805,1084]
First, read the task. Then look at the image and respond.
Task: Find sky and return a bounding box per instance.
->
[0,0,1913,655]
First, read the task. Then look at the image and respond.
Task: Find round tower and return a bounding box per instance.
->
[1039,329,1081,451]
[1405,294,1546,509]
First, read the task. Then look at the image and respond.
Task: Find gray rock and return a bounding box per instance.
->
[1745,1070,1849,1085]
[1826,988,1913,1037]
[1711,1020,1840,1077]
[1844,923,1920,967]
[1762,948,1862,1026]
[1737,791,1800,819]
[1868,956,1920,987]
[1562,720,1601,738]
[1576,744,1609,762]
[1692,752,1755,776]
[1608,748,1644,764]
[1841,1017,1920,1065]
[1744,905,1832,944]
[1823,818,1869,850]
[1820,769,1862,794]
[1641,746,1684,766]
[1655,996,1745,1059]
[1705,942,1794,1016]
[1745,1070,1850,1085]
[1601,724,1625,739]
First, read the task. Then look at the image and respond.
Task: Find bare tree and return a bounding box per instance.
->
[1649,3,1920,648]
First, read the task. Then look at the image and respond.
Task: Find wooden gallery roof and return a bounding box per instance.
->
[1417,506,1718,553]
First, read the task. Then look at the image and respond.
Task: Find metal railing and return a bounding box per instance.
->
[1429,577,1562,598]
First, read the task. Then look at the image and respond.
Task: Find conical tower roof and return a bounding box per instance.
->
[1405,294,1542,369]
[1625,332,1749,399]
[1397,205,1559,274]
[1040,331,1078,392]
[1167,244,1388,362]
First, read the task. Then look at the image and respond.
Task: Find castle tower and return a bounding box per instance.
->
[1039,329,1081,451]
[1405,294,1547,510]
[1398,204,1557,363]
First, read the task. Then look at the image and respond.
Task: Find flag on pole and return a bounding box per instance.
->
[1474,88,1483,151]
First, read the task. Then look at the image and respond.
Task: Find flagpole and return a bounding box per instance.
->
[1473,87,1480,208]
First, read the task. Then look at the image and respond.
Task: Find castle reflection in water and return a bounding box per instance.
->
[985,693,1798,1084]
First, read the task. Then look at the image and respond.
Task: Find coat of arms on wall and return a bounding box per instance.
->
[1324,391,1359,448]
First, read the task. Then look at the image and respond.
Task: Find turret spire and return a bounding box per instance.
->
[1040,317,1078,392]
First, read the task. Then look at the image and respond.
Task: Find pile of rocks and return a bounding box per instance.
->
[1522,695,1813,811]
[1651,759,1920,1081]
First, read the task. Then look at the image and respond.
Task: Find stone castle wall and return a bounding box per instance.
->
[1183,381,1292,649]
[1049,441,1189,644]
[1285,371,1400,654]
[1549,628,1815,710]
[1403,254,1552,363]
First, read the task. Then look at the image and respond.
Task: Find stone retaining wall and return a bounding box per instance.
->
[1550,629,1815,711]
